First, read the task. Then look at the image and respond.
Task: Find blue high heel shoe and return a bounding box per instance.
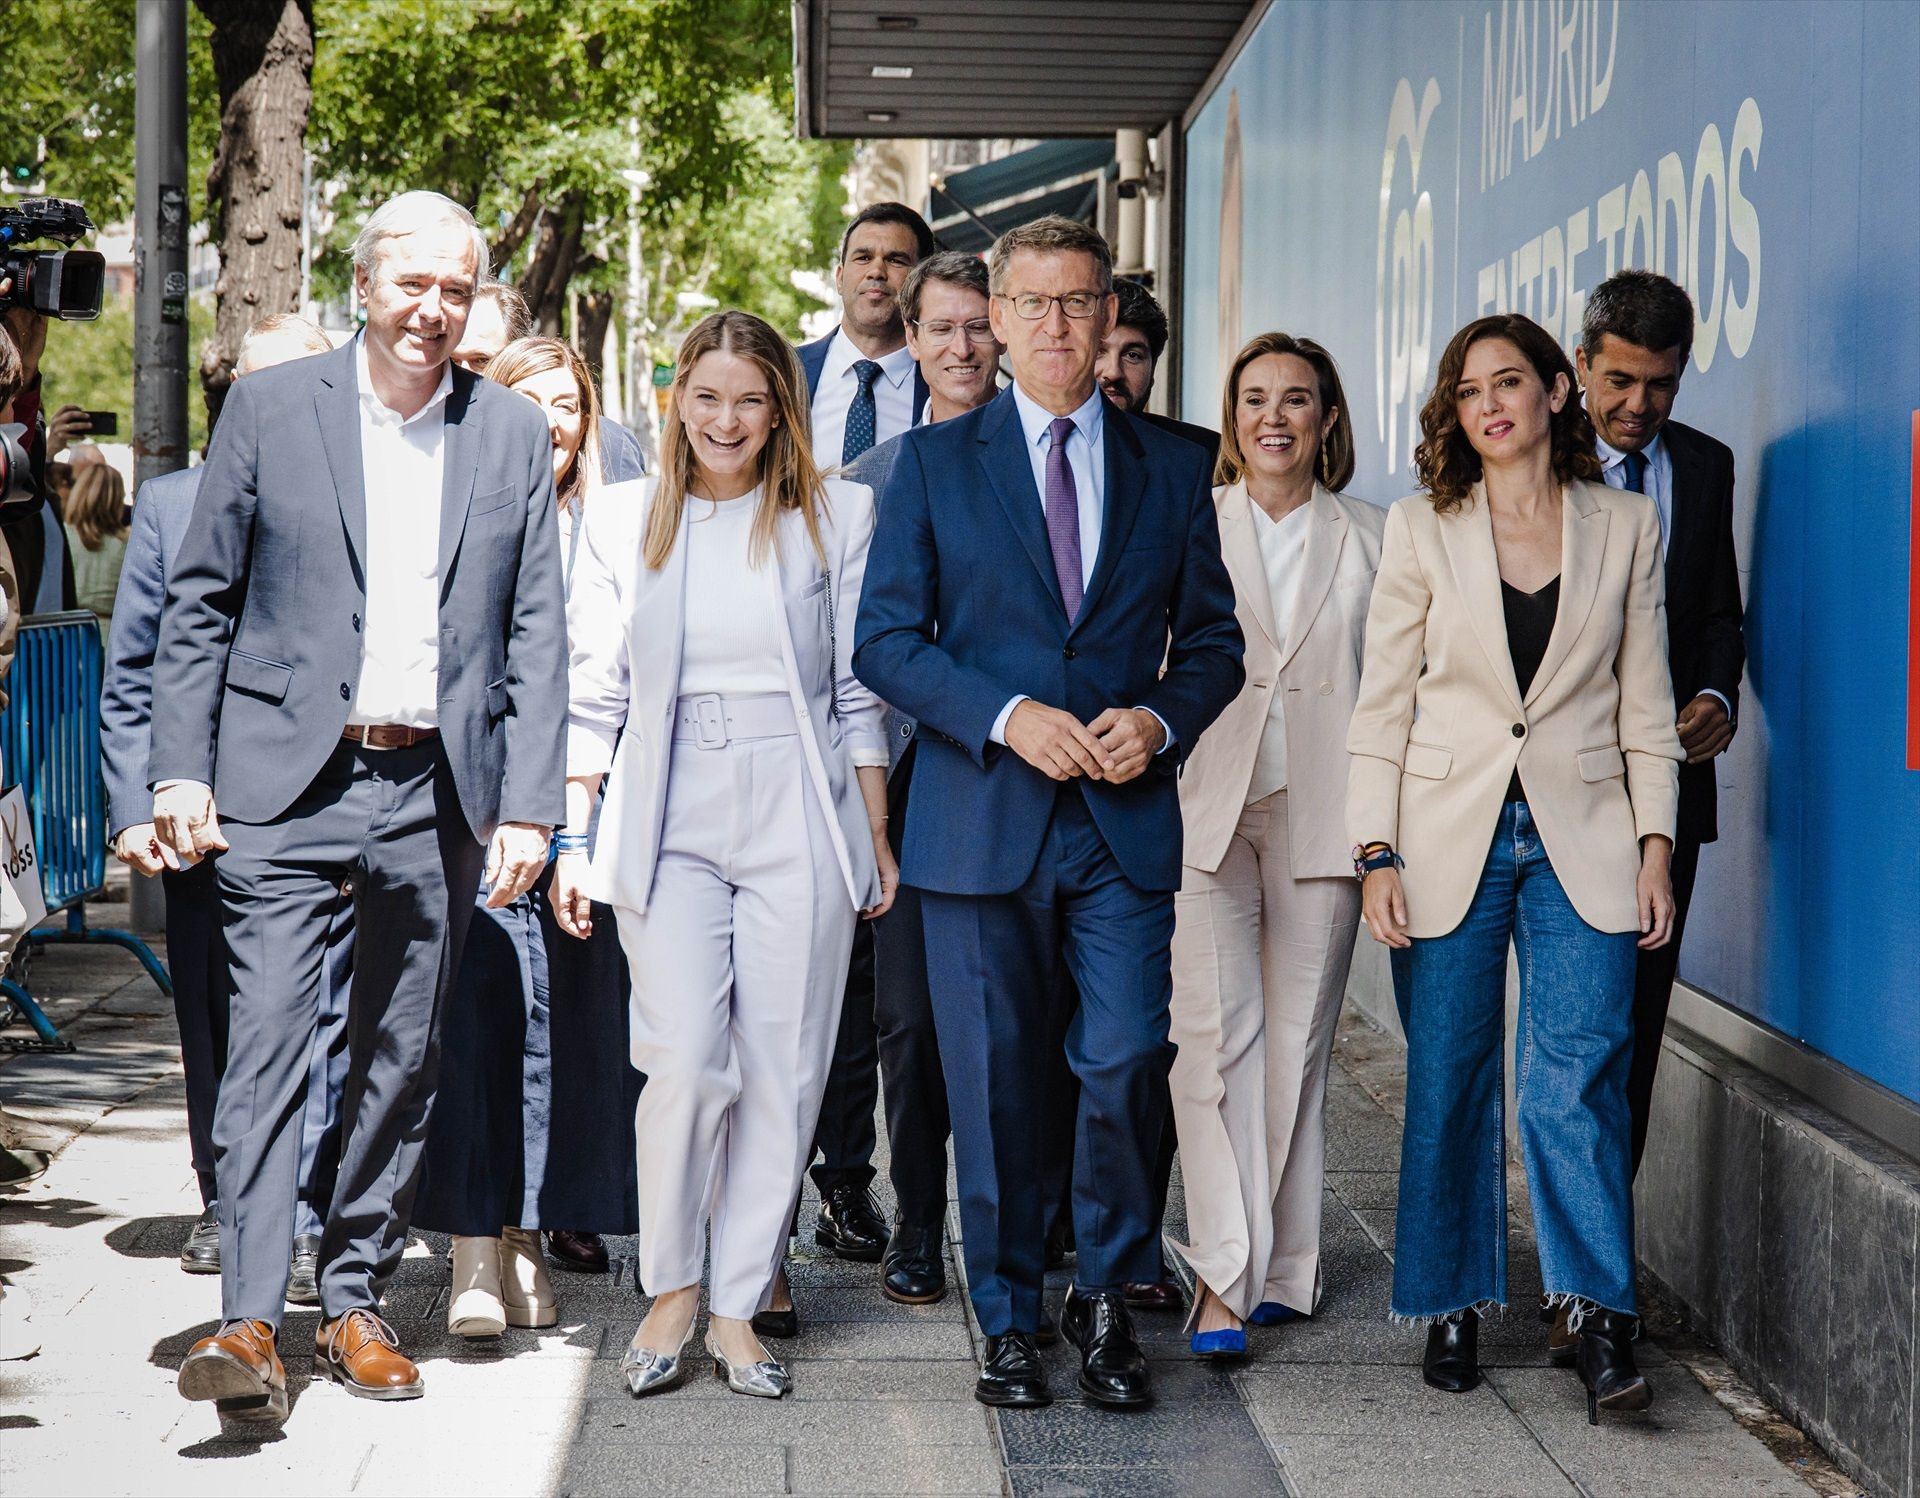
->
[1190,1325,1248,1359]
[1248,1301,1304,1327]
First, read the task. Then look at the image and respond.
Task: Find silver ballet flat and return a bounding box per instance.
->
[706,1332,790,1399]
[619,1321,695,1397]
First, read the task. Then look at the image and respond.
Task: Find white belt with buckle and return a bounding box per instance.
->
[672,692,797,748]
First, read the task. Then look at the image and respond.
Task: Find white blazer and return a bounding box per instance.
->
[565,474,887,915]
[1179,484,1385,880]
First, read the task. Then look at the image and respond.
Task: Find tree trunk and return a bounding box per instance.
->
[518,195,585,337]
[576,289,614,394]
[195,0,313,429]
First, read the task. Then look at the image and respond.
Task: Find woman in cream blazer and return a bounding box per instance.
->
[551,312,896,1403]
[1169,334,1383,1358]
[1347,313,1681,1421]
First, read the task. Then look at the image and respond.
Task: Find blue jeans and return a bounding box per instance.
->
[1388,801,1638,1322]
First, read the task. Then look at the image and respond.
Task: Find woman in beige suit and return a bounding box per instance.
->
[1169,333,1383,1357]
[1347,313,1682,1422]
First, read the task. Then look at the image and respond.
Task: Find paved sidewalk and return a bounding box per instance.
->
[0,902,1862,1496]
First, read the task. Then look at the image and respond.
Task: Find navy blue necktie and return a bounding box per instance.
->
[1619,449,1648,494]
[842,360,883,463]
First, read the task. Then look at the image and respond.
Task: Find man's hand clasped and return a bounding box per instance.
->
[1005,700,1163,786]
[150,783,229,870]
[1676,693,1734,764]
[484,821,552,909]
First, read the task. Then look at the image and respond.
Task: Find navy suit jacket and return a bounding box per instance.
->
[853,387,1244,896]
[798,329,930,435]
[149,339,569,839]
[100,464,203,838]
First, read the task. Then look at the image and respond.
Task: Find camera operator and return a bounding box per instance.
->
[1,296,78,616]
[0,315,23,698]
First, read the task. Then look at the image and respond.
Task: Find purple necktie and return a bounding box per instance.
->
[1044,416,1084,621]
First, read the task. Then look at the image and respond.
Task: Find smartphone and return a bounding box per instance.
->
[83,410,119,436]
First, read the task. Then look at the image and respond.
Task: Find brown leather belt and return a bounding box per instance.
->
[343,723,440,750]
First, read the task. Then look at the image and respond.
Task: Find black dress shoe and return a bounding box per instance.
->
[751,1303,799,1339]
[547,1229,609,1274]
[1575,1308,1652,1424]
[1423,1310,1481,1393]
[815,1184,887,1263]
[1044,1220,1074,1269]
[881,1222,946,1305]
[975,1332,1051,1408]
[179,1207,221,1274]
[285,1234,321,1306]
[1061,1287,1153,1408]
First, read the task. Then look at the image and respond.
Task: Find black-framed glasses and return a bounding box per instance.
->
[995,291,1105,320]
[909,317,995,342]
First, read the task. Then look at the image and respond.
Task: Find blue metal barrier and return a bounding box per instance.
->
[0,611,171,1052]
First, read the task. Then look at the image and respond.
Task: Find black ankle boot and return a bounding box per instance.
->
[1574,1308,1651,1423]
[1422,1310,1480,1393]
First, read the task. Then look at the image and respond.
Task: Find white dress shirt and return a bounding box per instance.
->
[988,383,1171,751]
[679,491,788,697]
[1244,500,1314,803]
[349,338,452,728]
[809,328,917,466]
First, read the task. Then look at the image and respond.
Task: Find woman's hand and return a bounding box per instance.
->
[1362,867,1412,948]
[549,852,594,939]
[1636,834,1674,950]
[862,822,898,921]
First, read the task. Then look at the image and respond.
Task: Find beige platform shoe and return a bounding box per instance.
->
[448,1234,507,1338]
[500,1226,558,1329]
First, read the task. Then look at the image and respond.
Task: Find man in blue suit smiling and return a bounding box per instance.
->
[854,216,1243,1412]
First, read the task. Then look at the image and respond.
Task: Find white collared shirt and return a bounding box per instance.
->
[809,328,917,466]
[1245,500,1314,802]
[1595,430,1674,553]
[350,337,452,728]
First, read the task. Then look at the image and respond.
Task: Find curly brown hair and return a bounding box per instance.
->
[1414,313,1600,513]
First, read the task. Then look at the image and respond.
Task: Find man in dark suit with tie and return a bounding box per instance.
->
[102,315,352,1301]
[856,215,1243,1411]
[152,192,567,1430]
[784,199,936,1274]
[1576,269,1746,1176]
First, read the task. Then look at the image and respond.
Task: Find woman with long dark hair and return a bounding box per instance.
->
[1348,313,1681,1420]
[552,310,896,1400]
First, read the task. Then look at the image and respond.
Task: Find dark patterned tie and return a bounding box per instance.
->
[1620,448,1648,494]
[1044,416,1084,622]
[842,360,883,463]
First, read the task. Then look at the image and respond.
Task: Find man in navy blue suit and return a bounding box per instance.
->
[855,215,1243,1411]
[101,314,353,1305]
[785,200,936,1278]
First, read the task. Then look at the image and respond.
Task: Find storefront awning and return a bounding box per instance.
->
[929,139,1115,251]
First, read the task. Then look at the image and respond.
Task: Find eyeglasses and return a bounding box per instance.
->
[995,291,1105,320]
[910,317,995,343]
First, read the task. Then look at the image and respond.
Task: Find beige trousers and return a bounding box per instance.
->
[1168,791,1361,1318]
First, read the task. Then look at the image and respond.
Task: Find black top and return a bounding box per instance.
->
[1502,575,1560,801]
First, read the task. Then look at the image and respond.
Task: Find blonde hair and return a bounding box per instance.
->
[645,310,827,572]
[484,336,602,508]
[67,463,127,551]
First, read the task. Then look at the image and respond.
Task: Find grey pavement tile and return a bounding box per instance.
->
[775,1319,977,1360]
[994,1388,1272,1470]
[788,1443,1006,1494]
[1488,1366,1821,1498]
[761,1286,971,1324]
[577,1395,990,1446]
[557,1441,788,1496]
[582,1357,984,1400]
[1267,1430,1577,1496]
[355,1440,568,1496]
[1238,1364,1527,1438]
[1007,1463,1286,1497]
[1324,1170,1400,1210]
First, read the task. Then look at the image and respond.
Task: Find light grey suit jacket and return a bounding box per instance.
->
[149,338,568,839]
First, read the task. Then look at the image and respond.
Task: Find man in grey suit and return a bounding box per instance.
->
[102,316,351,1302]
[153,192,567,1428]
[843,251,1000,1308]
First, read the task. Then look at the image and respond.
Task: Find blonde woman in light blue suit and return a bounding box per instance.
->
[550,311,897,1402]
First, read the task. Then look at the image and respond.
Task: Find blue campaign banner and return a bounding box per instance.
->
[1183,0,1920,1101]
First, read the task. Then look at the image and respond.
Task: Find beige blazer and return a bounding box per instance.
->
[565,474,886,916]
[1346,479,1682,937]
[1181,484,1385,880]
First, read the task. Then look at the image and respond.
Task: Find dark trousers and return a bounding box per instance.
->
[166,857,353,1236]
[922,787,1176,1336]
[809,920,879,1194]
[212,739,482,1325]
[1628,836,1701,1176]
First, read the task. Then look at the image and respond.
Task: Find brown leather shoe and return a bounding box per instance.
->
[1548,1304,1581,1367]
[315,1309,425,1400]
[1121,1279,1185,1313]
[178,1319,288,1428]
[546,1229,609,1274]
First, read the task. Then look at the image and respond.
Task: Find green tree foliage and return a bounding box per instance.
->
[38,294,215,455]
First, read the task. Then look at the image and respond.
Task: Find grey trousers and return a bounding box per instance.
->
[212,738,484,1325]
